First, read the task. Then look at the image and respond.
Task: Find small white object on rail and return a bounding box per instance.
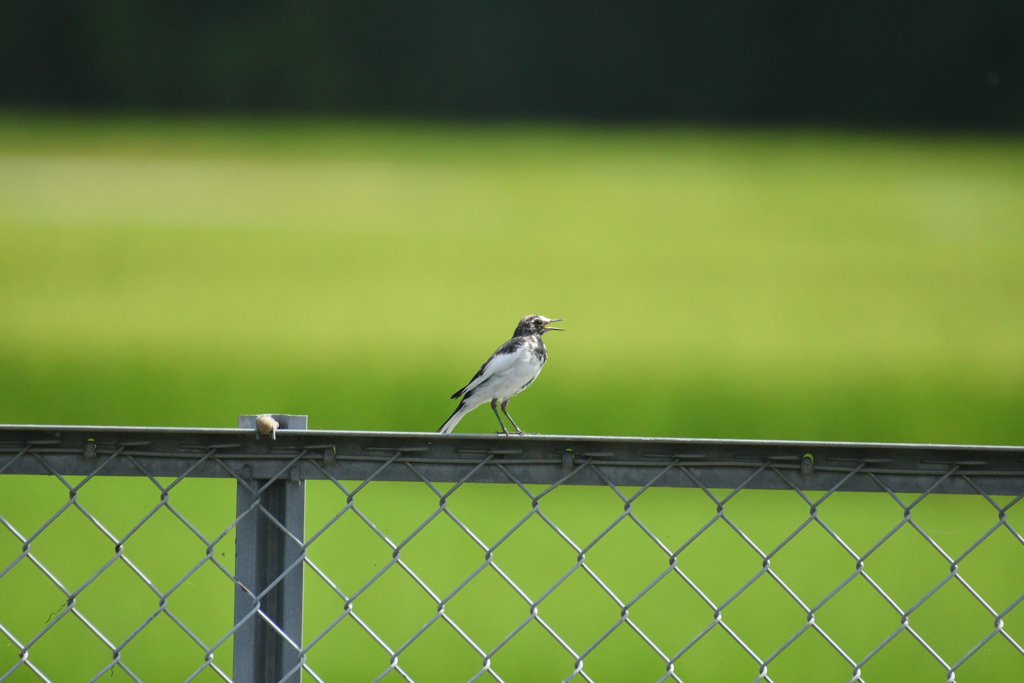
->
[255,415,279,440]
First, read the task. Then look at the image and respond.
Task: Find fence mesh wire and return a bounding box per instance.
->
[2,439,1024,682]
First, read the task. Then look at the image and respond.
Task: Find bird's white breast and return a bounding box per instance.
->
[472,345,545,401]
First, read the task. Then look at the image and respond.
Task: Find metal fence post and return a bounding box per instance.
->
[234,415,308,683]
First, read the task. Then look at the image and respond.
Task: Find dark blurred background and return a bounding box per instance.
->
[1,0,1021,127]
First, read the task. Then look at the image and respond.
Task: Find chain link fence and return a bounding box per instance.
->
[2,421,1024,683]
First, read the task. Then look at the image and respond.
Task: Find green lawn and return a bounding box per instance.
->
[1,114,1022,442]
[3,475,1023,682]
[1,115,1023,681]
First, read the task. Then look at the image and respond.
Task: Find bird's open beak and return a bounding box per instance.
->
[543,318,565,332]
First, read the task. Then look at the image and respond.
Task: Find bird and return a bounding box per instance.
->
[438,315,564,435]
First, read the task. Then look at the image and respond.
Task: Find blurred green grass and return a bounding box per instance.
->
[1,114,1023,441]
[4,475,1023,682]
[1,115,1023,681]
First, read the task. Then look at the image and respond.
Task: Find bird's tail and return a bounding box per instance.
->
[438,402,471,433]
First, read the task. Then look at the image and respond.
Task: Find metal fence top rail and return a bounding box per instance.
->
[3,422,1024,452]
[3,423,1023,495]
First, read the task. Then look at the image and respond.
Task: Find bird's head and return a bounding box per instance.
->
[515,315,565,336]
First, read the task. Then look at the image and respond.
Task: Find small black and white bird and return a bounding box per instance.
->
[438,315,564,435]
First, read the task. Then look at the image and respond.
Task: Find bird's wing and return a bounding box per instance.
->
[451,338,524,399]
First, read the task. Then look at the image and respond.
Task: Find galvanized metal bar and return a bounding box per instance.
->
[233,417,306,683]
[2,423,1023,494]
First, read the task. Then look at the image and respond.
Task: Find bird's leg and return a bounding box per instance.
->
[491,398,510,435]
[500,399,524,435]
